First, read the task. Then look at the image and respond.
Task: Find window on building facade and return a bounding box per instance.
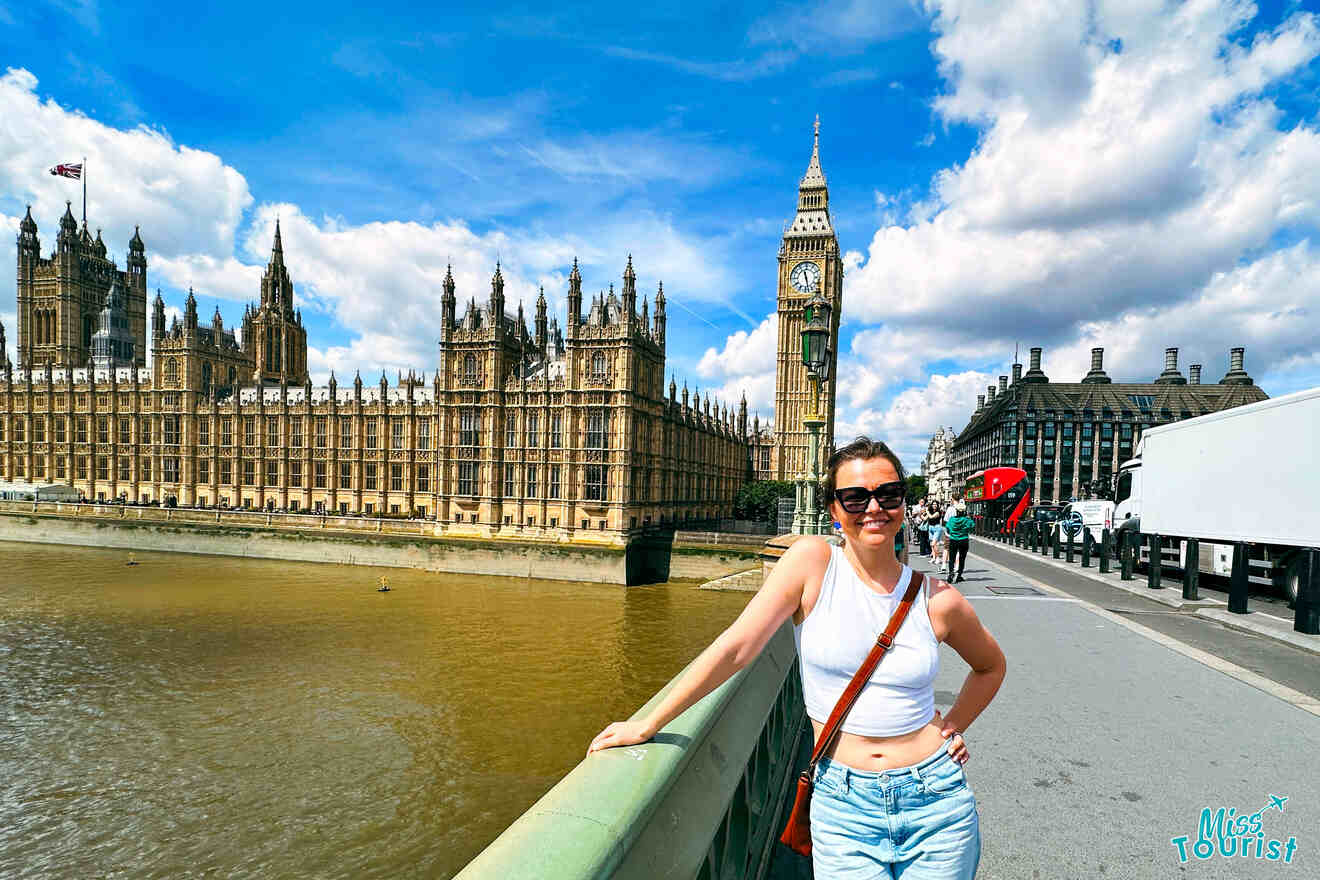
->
[463,354,478,380]
[165,358,179,385]
[220,460,232,485]
[504,464,515,497]
[339,417,352,449]
[339,462,352,489]
[527,412,539,448]
[458,461,476,495]
[54,419,65,443]
[164,415,180,445]
[417,465,429,493]
[586,465,606,501]
[76,456,87,479]
[316,417,328,448]
[199,418,210,446]
[243,461,255,486]
[365,463,378,490]
[460,409,479,447]
[550,465,561,499]
[98,416,109,444]
[505,413,517,448]
[118,459,130,481]
[244,417,256,446]
[315,461,327,489]
[74,417,86,443]
[291,418,303,448]
[96,456,109,480]
[760,447,770,472]
[287,460,300,487]
[164,457,180,483]
[591,351,607,379]
[417,420,430,451]
[198,460,210,483]
[32,417,45,443]
[389,417,403,450]
[391,464,403,492]
[220,418,232,446]
[267,420,279,447]
[587,409,609,449]
[550,412,562,449]
[526,465,537,498]
[266,461,278,486]
[366,419,378,450]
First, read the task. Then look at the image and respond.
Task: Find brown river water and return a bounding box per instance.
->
[0,541,752,879]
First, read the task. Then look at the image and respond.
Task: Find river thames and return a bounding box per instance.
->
[0,542,752,879]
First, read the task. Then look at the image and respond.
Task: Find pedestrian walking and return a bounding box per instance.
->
[917,509,931,556]
[928,504,946,567]
[589,437,1005,879]
[946,502,976,584]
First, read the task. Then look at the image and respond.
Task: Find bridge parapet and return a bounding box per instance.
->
[456,622,806,879]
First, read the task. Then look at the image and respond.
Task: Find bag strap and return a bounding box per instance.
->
[806,569,925,775]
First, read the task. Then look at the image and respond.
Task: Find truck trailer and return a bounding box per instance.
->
[1112,386,1320,603]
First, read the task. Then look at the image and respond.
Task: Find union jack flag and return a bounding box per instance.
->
[50,162,82,179]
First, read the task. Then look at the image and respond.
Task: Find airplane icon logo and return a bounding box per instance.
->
[1268,795,1287,812]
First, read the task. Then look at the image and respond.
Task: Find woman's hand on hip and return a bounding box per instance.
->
[933,710,969,764]
[587,720,656,756]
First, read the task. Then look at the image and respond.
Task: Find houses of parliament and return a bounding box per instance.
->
[0,127,842,540]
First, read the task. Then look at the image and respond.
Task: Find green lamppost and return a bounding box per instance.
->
[793,288,832,535]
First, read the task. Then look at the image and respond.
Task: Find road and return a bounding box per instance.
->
[907,544,1319,878]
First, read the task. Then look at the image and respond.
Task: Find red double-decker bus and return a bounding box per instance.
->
[963,467,1032,533]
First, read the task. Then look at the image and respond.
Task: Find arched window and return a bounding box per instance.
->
[591,351,607,379]
[201,361,212,393]
[165,357,180,385]
[463,354,477,378]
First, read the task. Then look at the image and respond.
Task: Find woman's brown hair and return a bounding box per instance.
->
[824,436,907,499]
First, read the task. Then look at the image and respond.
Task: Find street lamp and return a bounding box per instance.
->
[793,289,832,535]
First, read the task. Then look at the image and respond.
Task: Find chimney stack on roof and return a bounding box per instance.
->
[1082,346,1111,384]
[998,375,1008,393]
[1020,346,1048,383]
[1189,364,1201,385]
[1012,362,1022,384]
[1155,346,1187,384]
[976,394,985,411]
[1220,346,1254,386]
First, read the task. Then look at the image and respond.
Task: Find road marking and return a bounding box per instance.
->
[972,554,1320,718]
[965,595,1079,602]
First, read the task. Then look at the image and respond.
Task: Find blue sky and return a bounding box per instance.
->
[3,0,1320,467]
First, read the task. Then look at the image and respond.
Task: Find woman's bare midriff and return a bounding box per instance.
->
[810,715,949,772]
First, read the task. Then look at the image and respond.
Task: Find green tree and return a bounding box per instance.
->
[905,475,928,505]
[733,480,797,522]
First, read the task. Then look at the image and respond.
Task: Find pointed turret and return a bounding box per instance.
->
[787,116,834,237]
[621,254,636,320]
[271,218,285,265]
[17,205,39,259]
[94,228,106,258]
[184,288,198,330]
[441,263,456,332]
[213,305,224,333]
[669,374,677,401]
[152,290,166,341]
[535,286,548,352]
[127,224,146,279]
[653,281,666,350]
[58,201,77,249]
[567,257,582,332]
[489,262,505,327]
[738,391,748,437]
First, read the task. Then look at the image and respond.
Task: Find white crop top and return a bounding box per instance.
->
[792,546,939,737]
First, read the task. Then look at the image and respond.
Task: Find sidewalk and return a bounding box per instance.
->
[970,535,1320,657]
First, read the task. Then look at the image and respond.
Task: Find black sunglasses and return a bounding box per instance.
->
[833,481,906,513]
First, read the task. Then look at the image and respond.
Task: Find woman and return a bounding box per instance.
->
[589,437,1006,878]
[927,503,947,568]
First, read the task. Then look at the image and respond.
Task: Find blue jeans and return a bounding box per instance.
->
[809,742,981,879]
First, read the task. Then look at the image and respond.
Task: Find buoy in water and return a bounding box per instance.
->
[377,576,390,593]
[126,553,139,567]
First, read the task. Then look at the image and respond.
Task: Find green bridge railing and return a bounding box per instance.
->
[455,622,807,879]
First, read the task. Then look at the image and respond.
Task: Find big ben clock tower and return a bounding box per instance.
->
[773,116,842,481]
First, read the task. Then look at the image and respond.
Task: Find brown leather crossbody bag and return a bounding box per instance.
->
[779,570,926,858]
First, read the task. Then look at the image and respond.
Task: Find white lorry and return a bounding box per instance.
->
[1113,386,1320,602]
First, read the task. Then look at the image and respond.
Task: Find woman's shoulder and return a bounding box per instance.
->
[781,535,835,569]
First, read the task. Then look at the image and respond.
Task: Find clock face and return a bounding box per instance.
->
[790,261,821,293]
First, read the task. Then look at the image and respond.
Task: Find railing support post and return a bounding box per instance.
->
[1295,548,1320,636]
[1182,538,1199,601]
[1081,530,1092,567]
[1053,527,1062,559]
[1120,531,1134,580]
[1148,534,1162,588]
[1099,528,1111,573]
[1229,542,1250,614]
[1066,531,1075,564]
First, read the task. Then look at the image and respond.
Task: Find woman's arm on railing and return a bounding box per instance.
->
[587,536,830,755]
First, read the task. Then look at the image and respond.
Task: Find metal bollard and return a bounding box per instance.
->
[1120,531,1134,580]
[1099,528,1111,573]
[1042,523,1051,556]
[1148,534,1162,588]
[1295,548,1319,636]
[1229,542,1250,614]
[1182,537,1199,601]
[1066,531,1075,563]
[1081,530,1092,567]
[1053,527,1062,559]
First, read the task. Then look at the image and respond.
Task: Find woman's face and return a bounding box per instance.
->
[828,457,905,551]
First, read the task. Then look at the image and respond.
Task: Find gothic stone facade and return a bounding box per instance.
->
[950,345,1268,504]
[1,214,749,541]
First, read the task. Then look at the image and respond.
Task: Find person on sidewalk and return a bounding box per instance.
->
[946,502,976,584]
[589,436,1005,879]
[928,504,947,568]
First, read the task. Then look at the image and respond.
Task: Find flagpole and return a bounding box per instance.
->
[82,156,87,225]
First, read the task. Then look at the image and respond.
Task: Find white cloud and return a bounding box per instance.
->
[836,370,993,469]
